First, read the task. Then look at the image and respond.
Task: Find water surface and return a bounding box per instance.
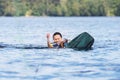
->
[0,17,120,80]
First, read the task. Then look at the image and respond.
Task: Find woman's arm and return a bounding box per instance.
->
[46,33,53,48]
[59,39,68,48]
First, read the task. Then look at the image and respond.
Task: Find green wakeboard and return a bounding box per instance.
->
[68,32,94,50]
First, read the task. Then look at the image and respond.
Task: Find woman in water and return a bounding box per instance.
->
[46,32,68,48]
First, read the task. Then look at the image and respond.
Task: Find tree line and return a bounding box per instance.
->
[0,0,120,16]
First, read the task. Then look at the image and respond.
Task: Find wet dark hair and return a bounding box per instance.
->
[53,32,62,39]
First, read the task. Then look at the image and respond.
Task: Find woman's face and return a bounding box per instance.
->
[53,34,62,43]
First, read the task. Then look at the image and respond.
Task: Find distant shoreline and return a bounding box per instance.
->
[0,15,119,17]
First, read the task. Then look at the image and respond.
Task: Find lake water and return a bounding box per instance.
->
[0,17,120,80]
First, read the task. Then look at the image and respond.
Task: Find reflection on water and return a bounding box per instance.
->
[0,17,120,80]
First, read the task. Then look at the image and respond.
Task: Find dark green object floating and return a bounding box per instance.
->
[68,32,94,50]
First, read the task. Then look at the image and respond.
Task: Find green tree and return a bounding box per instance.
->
[0,1,5,16]
[0,0,120,16]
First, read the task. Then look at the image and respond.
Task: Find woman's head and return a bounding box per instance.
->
[53,32,62,43]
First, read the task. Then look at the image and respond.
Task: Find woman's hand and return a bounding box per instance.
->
[59,39,68,48]
[46,33,53,48]
[63,38,68,43]
[46,33,51,42]
[46,33,50,39]
[57,40,64,48]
